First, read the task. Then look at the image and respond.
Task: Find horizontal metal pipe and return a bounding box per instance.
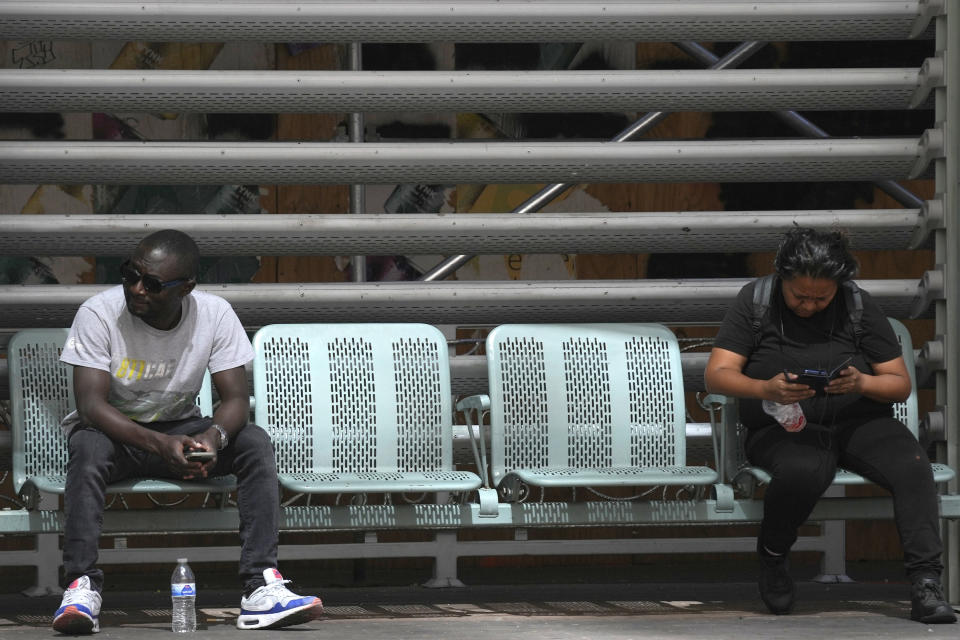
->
[0,209,924,256]
[0,279,924,329]
[0,138,927,185]
[0,1,932,42]
[0,68,925,113]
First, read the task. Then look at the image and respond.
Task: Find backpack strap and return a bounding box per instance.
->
[841,280,864,350]
[751,274,777,348]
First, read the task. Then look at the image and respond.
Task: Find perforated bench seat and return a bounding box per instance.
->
[9,329,236,509]
[22,475,238,498]
[506,465,718,488]
[278,471,481,494]
[740,464,955,487]
[253,323,485,498]
[463,323,720,501]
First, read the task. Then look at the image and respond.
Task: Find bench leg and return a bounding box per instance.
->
[423,531,464,588]
[24,492,63,597]
[813,485,853,583]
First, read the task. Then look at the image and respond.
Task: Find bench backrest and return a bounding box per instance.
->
[252,323,455,474]
[8,328,214,494]
[484,323,687,487]
[888,317,918,432]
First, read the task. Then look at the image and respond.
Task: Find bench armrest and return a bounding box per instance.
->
[698,392,738,485]
[456,394,490,412]
[456,394,492,489]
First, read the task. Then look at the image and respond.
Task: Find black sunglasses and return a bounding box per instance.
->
[120,260,190,294]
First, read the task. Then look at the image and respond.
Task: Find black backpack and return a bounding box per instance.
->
[751,273,863,349]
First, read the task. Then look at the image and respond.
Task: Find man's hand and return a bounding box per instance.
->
[159,433,215,480]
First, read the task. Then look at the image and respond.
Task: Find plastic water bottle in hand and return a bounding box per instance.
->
[171,557,197,632]
[762,399,806,432]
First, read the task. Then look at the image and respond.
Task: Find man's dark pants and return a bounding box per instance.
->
[63,417,279,594]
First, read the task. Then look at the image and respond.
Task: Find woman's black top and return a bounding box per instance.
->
[713,277,903,431]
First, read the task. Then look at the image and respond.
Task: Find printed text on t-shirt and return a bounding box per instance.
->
[115,358,178,381]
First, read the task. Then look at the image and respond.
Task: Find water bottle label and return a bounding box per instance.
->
[171,583,196,597]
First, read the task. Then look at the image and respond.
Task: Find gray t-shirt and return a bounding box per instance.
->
[60,286,253,433]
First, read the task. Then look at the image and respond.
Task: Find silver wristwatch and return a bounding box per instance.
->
[211,423,228,451]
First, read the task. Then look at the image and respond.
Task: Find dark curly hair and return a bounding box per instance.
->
[773,227,858,283]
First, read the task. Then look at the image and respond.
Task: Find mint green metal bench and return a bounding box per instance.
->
[458,323,720,502]
[252,323,488,499]
[9,328,236,510]
[706,317,955,495]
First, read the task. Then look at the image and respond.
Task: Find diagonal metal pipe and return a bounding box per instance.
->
[673,41,925,209]
[420,41,768,282]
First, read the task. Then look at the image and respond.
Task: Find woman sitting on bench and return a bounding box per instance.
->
[704,227,955,624]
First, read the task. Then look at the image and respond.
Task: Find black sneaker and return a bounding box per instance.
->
[910,577,957,624]
[758,552,795,615]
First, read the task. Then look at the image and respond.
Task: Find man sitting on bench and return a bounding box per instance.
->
[53,229,323,634]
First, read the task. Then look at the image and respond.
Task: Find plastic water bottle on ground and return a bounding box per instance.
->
[171,557,197,632]
[762,399,806,432]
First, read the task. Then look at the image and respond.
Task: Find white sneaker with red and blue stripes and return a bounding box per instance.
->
[53,575,102,634]
[236,568,323,630]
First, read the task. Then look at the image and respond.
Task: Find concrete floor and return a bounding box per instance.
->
[1,570,957,639]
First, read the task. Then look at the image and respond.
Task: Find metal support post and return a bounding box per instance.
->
[424,531,464,588]
[25,491,62,596]
[813,486,854,583]
[349,42,366,283]
[940,3,959,603]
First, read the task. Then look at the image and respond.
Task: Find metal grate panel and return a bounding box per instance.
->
[261,336,313,475]
[13,338,72,492]
[562,337,612,468]
[329,337,377,473]
[0,68,927,113]
[0,2,931,42]
[0,139,926,185]
[0,209,924,257]
[498,337,550,474]
[626,335,677,466]
[393,337,444,472]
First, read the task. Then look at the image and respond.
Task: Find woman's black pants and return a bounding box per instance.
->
[745,415,943,580]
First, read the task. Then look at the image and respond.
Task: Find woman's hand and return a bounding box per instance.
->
[763,372,817,404]
[825,366,860,395]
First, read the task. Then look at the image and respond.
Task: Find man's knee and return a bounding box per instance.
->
[228,424,277,477]
[232,424,274,455]
[68,428,116,464]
